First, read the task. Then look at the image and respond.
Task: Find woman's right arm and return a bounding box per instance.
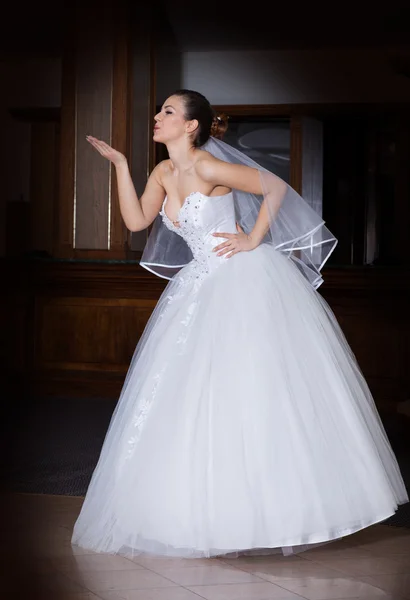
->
[115,161,165,232]
[86,136,165,232]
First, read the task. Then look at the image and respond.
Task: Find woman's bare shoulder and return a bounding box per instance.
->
[194,149,222,163]
[194,150,227,178]
[155,159,173,174]
[150,160,174,187]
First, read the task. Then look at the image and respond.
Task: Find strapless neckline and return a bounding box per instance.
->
[162,191,233,224]
[162,191,201,224]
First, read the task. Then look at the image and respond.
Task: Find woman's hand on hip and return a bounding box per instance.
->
[212,224,257,258]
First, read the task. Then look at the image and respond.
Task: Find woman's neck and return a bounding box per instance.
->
[166,140,197,172]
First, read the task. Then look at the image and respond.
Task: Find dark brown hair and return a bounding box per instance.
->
[172,89,228,147]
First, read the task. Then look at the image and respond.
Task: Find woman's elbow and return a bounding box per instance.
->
[126,216,150,232]
[127,223,146,233]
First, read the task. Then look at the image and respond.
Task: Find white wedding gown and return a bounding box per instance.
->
[72,191,408,558]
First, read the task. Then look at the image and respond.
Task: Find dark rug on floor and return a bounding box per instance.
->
[4,396,117,497]
[3,395,410,529]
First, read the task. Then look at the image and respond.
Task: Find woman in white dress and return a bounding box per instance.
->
[72,89,408,558]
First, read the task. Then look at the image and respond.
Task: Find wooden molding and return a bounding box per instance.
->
[211,103,410,118]
[29,260,167,299]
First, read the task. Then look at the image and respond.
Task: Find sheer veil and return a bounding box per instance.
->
[140,137,337,288]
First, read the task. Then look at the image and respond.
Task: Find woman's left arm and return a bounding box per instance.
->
[197,156,285,258]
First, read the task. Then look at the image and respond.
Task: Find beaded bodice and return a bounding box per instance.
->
[159,191,237,283]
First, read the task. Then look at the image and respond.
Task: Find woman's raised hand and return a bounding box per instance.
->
[86,135,127,168]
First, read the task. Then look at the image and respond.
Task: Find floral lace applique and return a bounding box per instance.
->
[125,364,167,460]
[176,301,198,354]
[161,193,212,287]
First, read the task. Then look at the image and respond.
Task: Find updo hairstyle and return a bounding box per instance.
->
[172,89,228,147]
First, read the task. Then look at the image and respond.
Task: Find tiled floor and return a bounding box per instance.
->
[2,493,410,600]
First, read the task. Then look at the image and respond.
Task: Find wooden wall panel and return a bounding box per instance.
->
[3,258,409,405]
[2,292,30,376]
[30,122,59,255]
[5,202,30,257]
[331,301,402,400]
[320,269,410,409]
[129,5,155,253]
[110,8,130,254]
[34,297,156,372]
[58,44,76,257]
[24,261,166,397]
[74,35,112,250]
[394,118,410,264]
[57,0,139,260]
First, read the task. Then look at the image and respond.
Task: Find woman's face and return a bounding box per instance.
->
[153,95,193,144]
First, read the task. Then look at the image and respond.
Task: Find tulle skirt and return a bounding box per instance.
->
[71,245,408,557]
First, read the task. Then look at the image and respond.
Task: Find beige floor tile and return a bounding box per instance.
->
[29,527,73,547]
[343,526,405,544]
[38,542,98,558]
[221,555,310,567]
[70,568,178,592]
[363,526,409,539]
[298,539,355,552]
[131,556,223,570]
[57,594,102,600]
[310,556,410,576]
[301,546,376,561]
[24,534,96,558]
[231,560,345,581]
[187,582,308,599]
[20,557,57,574]
[219,558,302,570]
[271,575,391,600]
[346,597,407,600]
[98,587,206,600]
[358,574,410,599]
[301,526,410,557]
[6,494,410,600]
[356,535,410,555]
[359,546,410,558]
[17,594,102,600]
[391,554,410,566]
[36,571,89,594]
[70,545,101,557]
[54,553,144,572]
[155,564,263,585]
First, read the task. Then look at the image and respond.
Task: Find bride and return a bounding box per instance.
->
[72,89,408,558]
